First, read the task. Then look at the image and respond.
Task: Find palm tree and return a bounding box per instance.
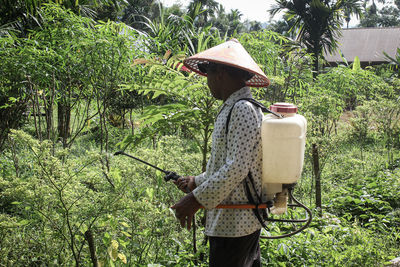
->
[227,9,244,35]
[188,0,218,27]
[120,0,159,31]
[249,21,263,32]
[359,0,400,27]
[270,0,363,213]
[0,0,45,35]
[208,4,229,33]
[268,13,296,38]
[343,0,362,28]
[270,0,361,79]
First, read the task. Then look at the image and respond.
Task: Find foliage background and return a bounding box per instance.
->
[1,1,400,266]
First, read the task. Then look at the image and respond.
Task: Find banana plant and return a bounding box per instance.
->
[384,48,400,74]
[0,0,122,36]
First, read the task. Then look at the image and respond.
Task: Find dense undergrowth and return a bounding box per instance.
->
[1,115,399,266]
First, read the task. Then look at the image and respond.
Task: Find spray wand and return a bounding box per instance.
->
[114,151,288,207]
[114,150,182,182]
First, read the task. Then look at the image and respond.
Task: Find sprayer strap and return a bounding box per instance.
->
[225,98,273,135]
[225,98,272,227]
[243,172,269,228]
[225,97,283,136]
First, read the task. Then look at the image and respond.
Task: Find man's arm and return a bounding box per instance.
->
[192,101,261,209]
[171,192,201,230]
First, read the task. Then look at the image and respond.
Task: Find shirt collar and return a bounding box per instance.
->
[223,87,253,107]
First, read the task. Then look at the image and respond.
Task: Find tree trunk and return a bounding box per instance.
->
[312,143,322,212]
[58,102,71,148]
[312,52,319,80]
[84,230,98,267]
[201,124,210,172]
[44,97,53,141]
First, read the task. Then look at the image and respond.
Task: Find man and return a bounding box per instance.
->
[171,39,270,267]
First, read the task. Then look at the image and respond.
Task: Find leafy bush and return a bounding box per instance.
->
[349,104,376,144]
[349,99,400,166]
[1,4,400,265]
[0,131,206,266]
[238,30,313,103]
[328,167,400,230]
[316,66,394,110]
[261,213,399,266]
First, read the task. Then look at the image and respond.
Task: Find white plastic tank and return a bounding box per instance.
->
[261,103,307,204]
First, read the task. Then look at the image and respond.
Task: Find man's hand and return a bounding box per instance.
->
[173,176,196,192]
[171,192,201,230]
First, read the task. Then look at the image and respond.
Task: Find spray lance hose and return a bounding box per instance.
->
[114,151,269,206]
[114,151,182,183]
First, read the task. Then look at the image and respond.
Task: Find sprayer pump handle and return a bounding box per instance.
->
[164,171,180,182]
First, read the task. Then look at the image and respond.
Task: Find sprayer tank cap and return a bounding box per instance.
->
[270,103,298,114]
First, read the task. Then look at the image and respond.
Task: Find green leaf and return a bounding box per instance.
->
[121,231,131,238]
[151,90,165,99]
[108,240,119,261]
[18,219,30,226]
[352,56,361,71]
[118,253,127,264]
[146,188,154,200]
[120,222,130,228]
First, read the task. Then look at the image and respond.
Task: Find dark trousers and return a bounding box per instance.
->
[208,229,261,267]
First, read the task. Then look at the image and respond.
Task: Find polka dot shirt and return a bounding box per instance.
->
[192,87,264,237]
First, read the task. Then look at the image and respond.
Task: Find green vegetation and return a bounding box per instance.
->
[1,1,400,266]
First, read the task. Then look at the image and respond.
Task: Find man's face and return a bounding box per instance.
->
[207,69,222,100]
[199,63,223,100]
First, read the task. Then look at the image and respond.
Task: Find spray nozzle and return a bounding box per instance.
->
[164,171,181,182]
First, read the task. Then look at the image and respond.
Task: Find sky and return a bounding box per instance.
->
[160,0,277,23]
[160,0,360,27]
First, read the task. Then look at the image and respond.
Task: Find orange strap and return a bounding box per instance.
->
[201,203,268,209]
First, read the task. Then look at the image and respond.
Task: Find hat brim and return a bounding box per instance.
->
[182,39,270,87]
[184,58,270,87]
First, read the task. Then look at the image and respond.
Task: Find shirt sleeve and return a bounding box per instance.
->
[192,101,261,209]
[194,172,206,186]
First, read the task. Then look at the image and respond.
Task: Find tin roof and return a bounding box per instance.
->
[324,27,400,64]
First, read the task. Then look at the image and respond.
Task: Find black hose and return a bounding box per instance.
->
[260,188,312,239]
[114,151,168,174]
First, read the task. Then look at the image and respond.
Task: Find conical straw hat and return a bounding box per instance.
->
[183,39,270,87]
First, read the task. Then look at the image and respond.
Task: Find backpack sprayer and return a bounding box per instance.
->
[114,101,312,240]
[114,100,312,240]
[224,99,312,239]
